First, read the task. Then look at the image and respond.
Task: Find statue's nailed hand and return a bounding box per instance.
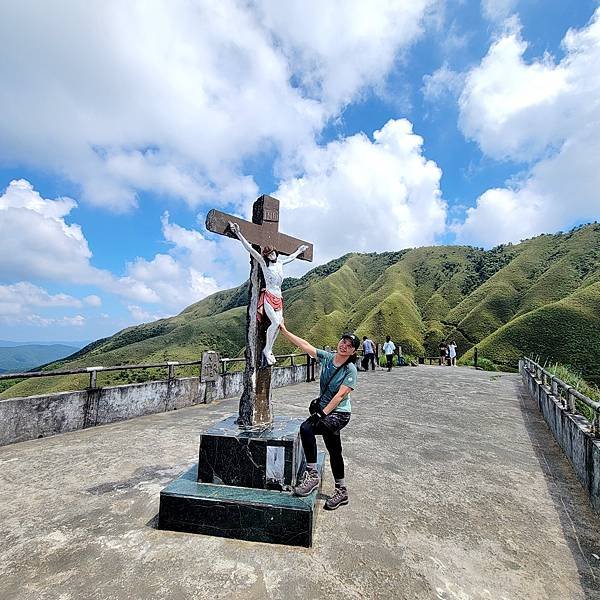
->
[228,221,241,236]
[298,244,309,253]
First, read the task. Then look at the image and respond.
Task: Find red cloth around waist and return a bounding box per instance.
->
[257,290,283,322]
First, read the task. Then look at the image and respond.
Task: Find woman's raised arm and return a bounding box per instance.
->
[278,321,317,358]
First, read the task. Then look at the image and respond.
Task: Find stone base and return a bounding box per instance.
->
[197,415,305,490]
[158,455,324,547]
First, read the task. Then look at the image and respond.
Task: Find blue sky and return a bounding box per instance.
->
[1,0,599,342]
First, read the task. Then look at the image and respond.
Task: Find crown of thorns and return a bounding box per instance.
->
[261,245,278,258]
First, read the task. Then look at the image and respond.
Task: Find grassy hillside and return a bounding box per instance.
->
[3,222,600,397]
[461,281,600,383]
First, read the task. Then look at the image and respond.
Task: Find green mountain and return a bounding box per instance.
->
[3,223,600,398]
[0,344,79,373]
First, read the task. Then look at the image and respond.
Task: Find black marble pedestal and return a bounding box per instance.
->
[158,455,324,547]
[159,415,325,547]
[197,415,305,490]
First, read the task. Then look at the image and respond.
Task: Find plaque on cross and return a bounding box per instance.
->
[206,195,313,427]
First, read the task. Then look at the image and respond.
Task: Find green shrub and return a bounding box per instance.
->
[376,354,410,367]
[378,355,395,367]
[463,357,498,371]
[547,363,600,421]
[0,378,22,394]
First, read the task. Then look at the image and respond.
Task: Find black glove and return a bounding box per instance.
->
[309,398,320,415]
[308,406,327,426]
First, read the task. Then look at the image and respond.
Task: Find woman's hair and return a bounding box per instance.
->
[262,245,278,263]
[386,335,391,342]
[345,354,357,364]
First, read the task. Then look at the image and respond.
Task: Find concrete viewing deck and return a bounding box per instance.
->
[1,366,600,599]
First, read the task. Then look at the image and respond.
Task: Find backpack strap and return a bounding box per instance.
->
[321,356,351,394]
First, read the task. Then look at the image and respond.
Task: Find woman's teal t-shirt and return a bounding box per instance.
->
[316,349,357,413]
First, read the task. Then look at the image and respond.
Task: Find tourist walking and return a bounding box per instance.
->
[383,336,396,371]
[361,336,376,371]
[439,341,448,366]
[278,321,358,510]
[448,340,457,366]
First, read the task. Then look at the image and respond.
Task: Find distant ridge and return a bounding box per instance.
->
[3,223,599,397]
[0,340,90,348]
[0,344,80,374]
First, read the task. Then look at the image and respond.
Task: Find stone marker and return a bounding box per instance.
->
[200,350,220,403]
[200,351,220,382]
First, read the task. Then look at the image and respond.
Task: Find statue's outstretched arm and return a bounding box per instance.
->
[281,244,309,265]
[228,222,266,268]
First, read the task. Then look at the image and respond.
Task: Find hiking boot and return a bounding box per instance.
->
[293,468,320,497]
[324,486,349,510]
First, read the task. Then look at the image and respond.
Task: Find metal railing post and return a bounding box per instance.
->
[593,410,600,438]
[167,361,178,381]
[86,366,104,389]
[562,385,570,410]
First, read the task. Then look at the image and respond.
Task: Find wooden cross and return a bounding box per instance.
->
[206,195,313,427]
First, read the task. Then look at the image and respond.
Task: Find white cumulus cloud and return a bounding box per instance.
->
[454,10,600,245]
[0,180,94,283]
[274,119,447,266]
[0,1,435,212]
[422,64,464,102]
[0,180,232,321]
[0,282,90,326]
[0,282,83,312]
[255,0,435,109]
[481,0,518,23]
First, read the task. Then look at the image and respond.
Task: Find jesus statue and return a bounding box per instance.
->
[228,221,308,366]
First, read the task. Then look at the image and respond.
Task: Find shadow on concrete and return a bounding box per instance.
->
[145,514,159,529]
[516,378,600,598]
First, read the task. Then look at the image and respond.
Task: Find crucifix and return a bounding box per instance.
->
[205,195,313,427]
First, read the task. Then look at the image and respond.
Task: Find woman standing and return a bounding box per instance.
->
[279,321,359,510]
[448,340,457,367]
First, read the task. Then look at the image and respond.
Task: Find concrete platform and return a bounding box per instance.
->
[2,366,600,599]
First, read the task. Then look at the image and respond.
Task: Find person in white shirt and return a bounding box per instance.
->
[448,340,457,366]
[383,336,396,372]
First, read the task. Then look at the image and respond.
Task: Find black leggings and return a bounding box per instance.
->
[300,413,350,480]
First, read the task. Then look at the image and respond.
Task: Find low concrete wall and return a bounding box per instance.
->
[520,360,600,513]
[0,363,316,447]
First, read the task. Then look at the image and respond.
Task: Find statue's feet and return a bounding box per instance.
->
[263,350,277,366]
